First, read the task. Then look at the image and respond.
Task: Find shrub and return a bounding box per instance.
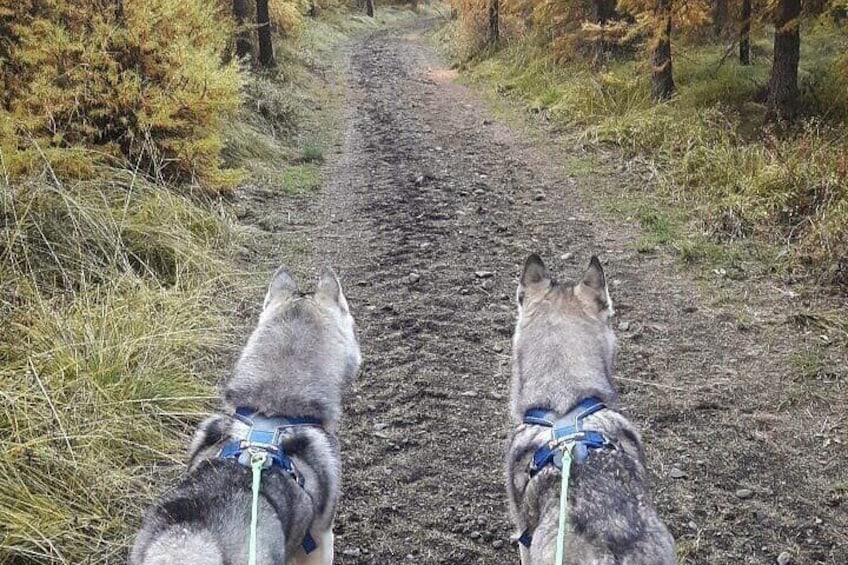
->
[0,0,243,192]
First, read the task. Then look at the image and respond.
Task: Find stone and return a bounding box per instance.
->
[777,551,793,565]
[407,272,420,284]
[492,539,504,549]
[670,467,687,479]
[618,321,631,331]
[735,488,754,500]
[532,191,546,201]
[481,279,494,290]
[475,270,494,278]
[342,548,362,558]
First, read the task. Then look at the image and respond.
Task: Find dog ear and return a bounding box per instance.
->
[575,256,613,316]
[316,266,350,312]
[187,415,230,469]
[518,254,551,305]
[264,266,297,310]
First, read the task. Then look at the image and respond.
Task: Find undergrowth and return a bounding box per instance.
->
[462,21,848,284]
[0,166,232,563]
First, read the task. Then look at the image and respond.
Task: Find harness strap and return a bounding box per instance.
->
[518,397,613,550]
[217,407,322,556]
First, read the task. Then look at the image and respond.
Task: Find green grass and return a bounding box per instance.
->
[281,164,321,194]
[463,20,848,284]
[0,169,232,563]
[300,138,325,163]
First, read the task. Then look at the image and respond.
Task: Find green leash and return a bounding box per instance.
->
[554,443,574,565]
[249,451,268,565]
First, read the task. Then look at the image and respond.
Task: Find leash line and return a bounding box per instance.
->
[249,451,268,565]
[555,444,573,565]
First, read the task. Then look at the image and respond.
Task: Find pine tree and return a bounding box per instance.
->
[740,0,752,64]
[257,0,275,67]
[234,0,252,60]
[767,0,801,118]
[488,0,499,46]
[651,0,675,100]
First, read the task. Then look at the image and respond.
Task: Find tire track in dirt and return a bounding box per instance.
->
[248,19,846,565]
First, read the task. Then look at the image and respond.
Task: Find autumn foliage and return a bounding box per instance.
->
[0,0,243,191]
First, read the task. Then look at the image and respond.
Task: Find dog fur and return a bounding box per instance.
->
[130,266,361,565]
[505,254,675,564]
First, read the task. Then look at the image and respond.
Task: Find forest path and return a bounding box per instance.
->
[236,18,847,565]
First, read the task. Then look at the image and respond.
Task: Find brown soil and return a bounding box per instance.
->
[233,18,847,565]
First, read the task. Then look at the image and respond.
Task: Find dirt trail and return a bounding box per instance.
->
[236,19,847,565]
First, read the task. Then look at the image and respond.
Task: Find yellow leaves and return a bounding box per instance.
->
[0,0,243,192]
[270,0,306,35]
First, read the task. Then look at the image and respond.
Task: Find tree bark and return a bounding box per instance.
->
[256,0,274,67]
[487,0,499,46]
[233,0,252,61]
[650,0,674,101]
[366,0,374,17]
[592,0,617,62]
[713,0,727,36]
[593,0,616,24]
[767,0,801,118]
[740,0,751,65]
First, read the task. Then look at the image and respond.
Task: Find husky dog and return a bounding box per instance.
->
[131,266,361,565]
[505,254,675,565]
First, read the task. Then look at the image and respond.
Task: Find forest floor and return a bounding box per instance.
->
[226,15,847,565]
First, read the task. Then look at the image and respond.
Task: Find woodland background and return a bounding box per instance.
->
[1,0,846,563]
[452,0,848,283]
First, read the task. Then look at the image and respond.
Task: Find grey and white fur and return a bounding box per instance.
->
[131,266,361,565]
[506,254,675,565]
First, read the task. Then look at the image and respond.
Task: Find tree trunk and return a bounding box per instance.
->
[593,0,616,23]
[592,0,617,62]
[713,0,727,36]
[740,0,751,65]
[487,0,499,46]
[233,0,252,61]
[366,0,374,17]
[767,0,801,118]
[256,0,274,67]
[650,0,674,101]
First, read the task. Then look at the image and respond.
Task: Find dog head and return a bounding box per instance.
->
[511,254,617,419]
[223,266,361,429]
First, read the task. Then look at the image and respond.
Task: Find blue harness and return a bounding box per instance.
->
[217,407,321,554]
[517,397,613,548]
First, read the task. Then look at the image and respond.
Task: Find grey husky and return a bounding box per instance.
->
[131,266,361,565]
[505,254,675,564]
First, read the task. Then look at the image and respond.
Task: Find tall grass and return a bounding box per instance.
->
[0,164,235,563]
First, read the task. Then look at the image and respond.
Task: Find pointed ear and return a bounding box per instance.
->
[316,266,349,311]
[264,266,297,310]
[521,254,550,286]
[187,415,229,470]
[518,254,551,305]
[575,256,613,315]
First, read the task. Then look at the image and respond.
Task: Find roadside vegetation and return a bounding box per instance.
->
[0,1,412,562]
[446,1,848,287]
